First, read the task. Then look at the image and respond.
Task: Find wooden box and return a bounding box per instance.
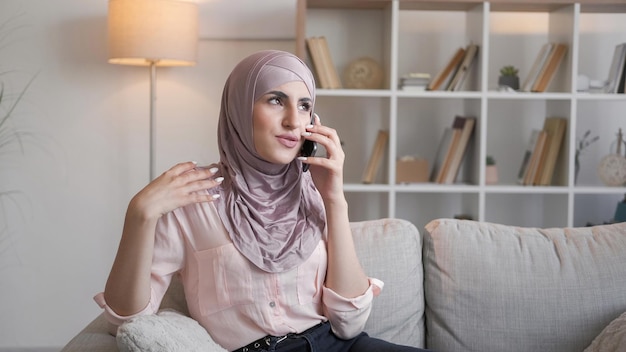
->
[396,158,429,184]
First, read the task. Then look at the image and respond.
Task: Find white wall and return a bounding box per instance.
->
[0,1,293,349]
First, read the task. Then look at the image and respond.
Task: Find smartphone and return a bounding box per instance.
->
[300,114,317,172]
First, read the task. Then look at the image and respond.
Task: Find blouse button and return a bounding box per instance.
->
[269,301,276,308]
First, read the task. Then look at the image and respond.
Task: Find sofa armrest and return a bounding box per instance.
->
[61,313,118,352]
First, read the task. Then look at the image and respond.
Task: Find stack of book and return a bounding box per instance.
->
[521,43,568,92]
[305,36,342,89]
[430,116,476,184]
[517,117,567,186]
[604,43,626,94]
[427,44,479,92]
[399,73,431,91]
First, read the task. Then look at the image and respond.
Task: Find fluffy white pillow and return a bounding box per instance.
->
[585,311,626,352]
[116,309,227,352]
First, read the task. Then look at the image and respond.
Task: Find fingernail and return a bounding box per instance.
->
[211,194,221,200]
[209,167,219,174]
[192,161,198,165]
[306,124,314,128]
[297,156,307,161]
[314,113,320,121]
[214,177,224,183]
[302,132,312,136]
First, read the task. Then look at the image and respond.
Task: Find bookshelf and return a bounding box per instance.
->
[297,0,626,230]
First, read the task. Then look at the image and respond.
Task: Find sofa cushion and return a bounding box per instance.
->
[423,219,626,352]
[160,274,188,315]
[584,310,626,352]
[351,218,425,348]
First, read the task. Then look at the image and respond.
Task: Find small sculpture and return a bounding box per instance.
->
[598,128,626,187]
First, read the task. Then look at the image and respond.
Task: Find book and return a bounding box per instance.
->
[435,128,462,183]
[400,72,431,90]
[318,36,342,89]
[434,116,471,183]
[441,116,476,184]
[522,130,547,185]
[604,43,626,93]
[306,37,330,88]
[617,47,626,94]
[531,133,551,186]
[362,130,389,184]
[537,117,567,186]
[517,129,542,184]
[427,47,465,91]
[521,43,554,92]
[532,43,567,92]
[430,127,456,182]
[447,44,479,91]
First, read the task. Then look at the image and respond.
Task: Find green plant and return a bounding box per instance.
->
[486,155,496,165]
[574,129,599,184]
[576,129,599,159]
[0,16,38,267]
[0,76,37,155]
[499,65,519,77]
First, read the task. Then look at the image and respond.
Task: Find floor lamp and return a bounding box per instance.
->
[107,0,198,180]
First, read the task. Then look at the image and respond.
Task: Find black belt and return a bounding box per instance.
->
[233,322,327,352]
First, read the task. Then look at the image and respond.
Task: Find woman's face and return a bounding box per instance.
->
[252,80,313,165]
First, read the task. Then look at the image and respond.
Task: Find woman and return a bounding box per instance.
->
[96,50,428,352]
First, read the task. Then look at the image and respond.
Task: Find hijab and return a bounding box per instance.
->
[212,50,326,273]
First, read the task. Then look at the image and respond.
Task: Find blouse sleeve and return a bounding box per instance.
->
[93,211,186,326]
[321,277,384,339]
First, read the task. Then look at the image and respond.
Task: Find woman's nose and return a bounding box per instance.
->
[282,107,302,129]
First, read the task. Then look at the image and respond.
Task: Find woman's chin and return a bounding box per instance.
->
[263,155,298,166]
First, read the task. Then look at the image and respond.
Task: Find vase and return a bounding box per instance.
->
[498,76,519,90]
[486,165,499,185]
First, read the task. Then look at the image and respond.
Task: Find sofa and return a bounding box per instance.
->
[62,218,626,351]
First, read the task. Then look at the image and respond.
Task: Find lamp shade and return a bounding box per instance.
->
[108,0,198,66]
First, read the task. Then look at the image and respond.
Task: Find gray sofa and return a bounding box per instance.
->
[62,218,626,351]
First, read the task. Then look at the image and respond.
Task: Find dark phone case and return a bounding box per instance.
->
[301,114,317,172]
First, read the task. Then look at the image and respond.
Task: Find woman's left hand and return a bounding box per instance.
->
[300,113,345,203]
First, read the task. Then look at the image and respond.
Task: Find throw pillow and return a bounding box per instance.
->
[351,218,425,348]
[585,311,626,352]
[116,309,227,352]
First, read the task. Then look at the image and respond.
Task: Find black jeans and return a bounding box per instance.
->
[234,321,431,352]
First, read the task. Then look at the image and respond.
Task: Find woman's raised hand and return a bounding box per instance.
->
[300,114,345,204]
[128,161,222,221]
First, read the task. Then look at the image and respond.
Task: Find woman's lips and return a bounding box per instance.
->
[277,135,299,148]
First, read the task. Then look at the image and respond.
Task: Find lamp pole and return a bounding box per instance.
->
[149,60,157,181]
[107,0,198,182]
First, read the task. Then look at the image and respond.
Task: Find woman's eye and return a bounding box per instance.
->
[268,96,281,105]
[299,102,312,111]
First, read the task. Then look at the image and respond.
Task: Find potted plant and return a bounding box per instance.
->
[486,155,498,185]
[498,65,519,90]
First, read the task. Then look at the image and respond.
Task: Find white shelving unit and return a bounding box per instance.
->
[298,0,626,230]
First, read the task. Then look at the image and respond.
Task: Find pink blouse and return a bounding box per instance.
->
[94,201,383,351]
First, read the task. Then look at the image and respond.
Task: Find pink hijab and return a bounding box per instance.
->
[212,50,326,273]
